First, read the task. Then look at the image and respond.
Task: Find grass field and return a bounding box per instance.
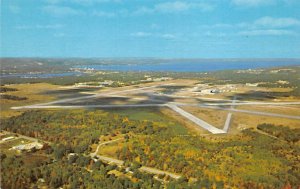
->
[230,112,300,134]
[0,83,105,118]
[0,83,59,118]
[98,143,124,158]
[181,106,228,130]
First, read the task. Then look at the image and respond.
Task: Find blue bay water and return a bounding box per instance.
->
[0,72,84,79]
[75,60,300,72]
[1,60,299,79]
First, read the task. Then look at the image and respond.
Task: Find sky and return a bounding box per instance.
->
[1,0,300,58]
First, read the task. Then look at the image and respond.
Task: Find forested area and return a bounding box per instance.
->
[257,123,300,143]
[0,94,28,101]
[1,109,196,188]
[116,128,300,188]
[0,72,153,86]
[0,87,18,93]
[1,153,171,189]
[1,110,168,154]
[0,87,27,100]
[1,109,299,188]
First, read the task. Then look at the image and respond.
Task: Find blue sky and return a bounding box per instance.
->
[2,0,300,58]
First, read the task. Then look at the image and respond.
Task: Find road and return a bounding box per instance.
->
[91,146,181,179]
[139,166,181,179]
[95,155,125,166]
[223,96,237,132]
[89,134,182,179]
[90,138,124,166]
[92,155,181,179]
[223,113,232,133]
[255,129,280,140]
[200,101,300,106]
[0,137,20,144]
[167,104,226,134]
[90,138,123,157]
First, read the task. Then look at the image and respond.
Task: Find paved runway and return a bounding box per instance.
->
[11,83,300,134]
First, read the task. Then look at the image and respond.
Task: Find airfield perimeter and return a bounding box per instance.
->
[11,79,300,135]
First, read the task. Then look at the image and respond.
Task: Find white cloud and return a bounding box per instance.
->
[150,23,160,29]
[37,24,64,29]
[199,16,300,32]
[16,24,64,30]
[231,0,276,7]
[231,0,299,7]
[134,1,213,15]
[203,31,228,37]
[235,16,300,29]
[254,16,300,28]
[196,16,299,37]
[133,7,155,15]
[43,5,120,18]
[130,32,178,40]
[160,34,177,39]
[41,1,213,18]
[199,23,234,29]
[8,5,20,14]
[210,23,233,28]
[45,0,121,5]
[42,5,83,16]
[157,1,213,12]
[45,0,62,4]
[238,29,296,36]
[155,1,190,12]
[53,33,66,37]
[91,11,116,17]
[73,0,121,4]
[130,32,152,37]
